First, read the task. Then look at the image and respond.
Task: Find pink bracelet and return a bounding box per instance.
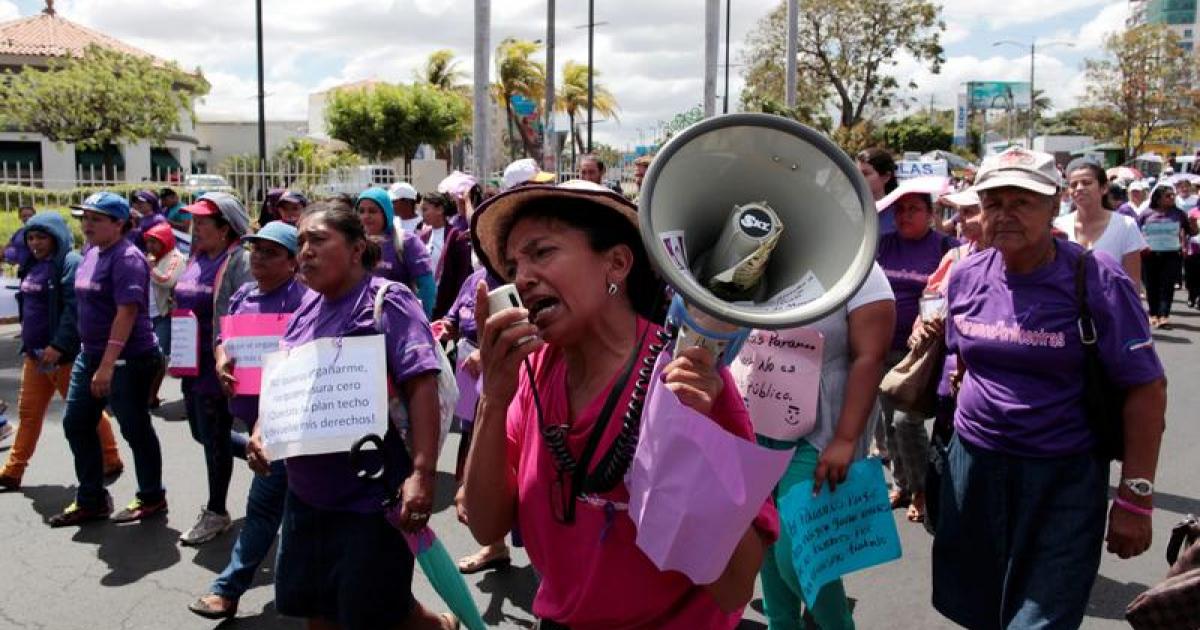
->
[1114,496,1153,517]
[106,339,125,349]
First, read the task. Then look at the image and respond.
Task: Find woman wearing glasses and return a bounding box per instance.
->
[462,181,778,629]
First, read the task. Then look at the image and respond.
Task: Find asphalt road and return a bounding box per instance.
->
[0,300,1197,630]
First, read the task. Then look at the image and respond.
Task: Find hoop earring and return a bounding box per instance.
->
[607,282,618,296]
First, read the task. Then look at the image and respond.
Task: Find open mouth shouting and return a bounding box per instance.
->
[525,293,562,328]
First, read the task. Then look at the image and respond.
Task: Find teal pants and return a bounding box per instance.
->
[760,440,855,630]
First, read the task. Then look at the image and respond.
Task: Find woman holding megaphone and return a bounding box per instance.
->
[461,181,779,628]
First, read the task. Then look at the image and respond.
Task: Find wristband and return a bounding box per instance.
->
[1114,496,1153,517]
[106,339,126,348]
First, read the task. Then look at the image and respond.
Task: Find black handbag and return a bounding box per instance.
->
[1075,251,1126,462]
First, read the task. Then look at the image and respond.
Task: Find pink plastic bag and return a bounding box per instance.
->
[626,352,792,584]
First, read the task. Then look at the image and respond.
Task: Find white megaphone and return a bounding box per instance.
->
[638,113,878,361]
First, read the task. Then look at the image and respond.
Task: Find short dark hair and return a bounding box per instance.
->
[580,154,606,173]
[1150,185,1176,211]
[856,148,898,194]
[499,197,664,322]
[159,187,178,199]
[302,200,381,269]
[422,192,458,217]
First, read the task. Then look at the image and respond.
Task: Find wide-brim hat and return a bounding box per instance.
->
[471,180,640,282]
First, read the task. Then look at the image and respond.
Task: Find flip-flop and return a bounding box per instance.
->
[906,503,926,523]
[440,613,461,629]
[888,490,911,510]
[457,549,512,574]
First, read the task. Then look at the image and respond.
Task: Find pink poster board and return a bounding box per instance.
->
[220,313,290,395]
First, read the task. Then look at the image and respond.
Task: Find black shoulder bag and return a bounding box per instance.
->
[1075,250,1126,462]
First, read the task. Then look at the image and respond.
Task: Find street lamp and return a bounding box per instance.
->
[993,38,1075,148]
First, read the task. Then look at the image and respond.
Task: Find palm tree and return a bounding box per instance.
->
[556,60,619,160]
[493,38,545,160]
[420,49,468,93]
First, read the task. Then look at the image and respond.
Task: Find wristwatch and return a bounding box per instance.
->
[1122,477,1154,497]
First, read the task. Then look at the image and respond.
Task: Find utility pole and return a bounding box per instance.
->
[587,0,595,153]
[474,0,491,179]
[544,0,556,173]
[994,38,1073,149]
[785,0,798,108]
[723,0,732,114]
[704,0,719,117]
[255,0,266,197]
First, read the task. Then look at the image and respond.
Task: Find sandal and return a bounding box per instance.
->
[440,612,461,629]
[888,489,911,510]
[188,593,238,620]
[457,545,512,574]
[907,493,926,523]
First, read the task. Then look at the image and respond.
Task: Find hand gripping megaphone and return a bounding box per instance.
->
[638,113,879,361]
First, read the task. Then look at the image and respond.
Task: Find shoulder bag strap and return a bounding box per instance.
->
[1076,250,1099,349]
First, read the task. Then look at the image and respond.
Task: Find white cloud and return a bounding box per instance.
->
[15,0,1113,147]
[1077,1,1129,50]
[0,1,20,21]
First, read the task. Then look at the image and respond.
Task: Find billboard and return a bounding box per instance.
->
[967,81,1031,111]
[953,92,969,147]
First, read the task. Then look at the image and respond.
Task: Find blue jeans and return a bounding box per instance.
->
[63,352,165,510]
[211,459,287,600]
[183,386,234,514]
[152,316,172,357]
[932,435,1107,629]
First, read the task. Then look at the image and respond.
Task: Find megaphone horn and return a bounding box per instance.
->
[638,113,879,361]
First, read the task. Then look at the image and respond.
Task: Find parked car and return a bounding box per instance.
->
[184,174,235,195]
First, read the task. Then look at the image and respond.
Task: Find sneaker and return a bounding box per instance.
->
[179,508,232,546]
[49,498,113,527]
[0,474,19,491]
[111,497,169,523]
[0,423,12,443]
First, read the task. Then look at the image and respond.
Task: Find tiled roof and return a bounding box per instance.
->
[0,12,163,63]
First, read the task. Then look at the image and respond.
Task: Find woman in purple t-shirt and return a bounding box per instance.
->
[933,148,1167,629]
[244,202,455,629]
[875,191,957,523]
[174,195,253,547]
[50,192,166,527]
[354,187,437,318]
[1138,184,1198,328]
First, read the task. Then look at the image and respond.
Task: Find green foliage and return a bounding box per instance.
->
[419,50,469,93]
[1039,107,1090,136]
[877,114,953,153]
[741,0,944,129]
[324,83,471,161]
[558,61,620,155]
[0,45,209,150]
[494,38,546,160]
[1082,24,1199,156]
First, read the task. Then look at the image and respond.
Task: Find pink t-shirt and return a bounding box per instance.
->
[506,319,779,629]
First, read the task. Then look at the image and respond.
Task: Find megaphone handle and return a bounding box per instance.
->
[666,295,751,366]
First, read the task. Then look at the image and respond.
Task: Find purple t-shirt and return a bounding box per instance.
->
[444,267,501,345]
[947,241,1164,457]
[175,249,231,396]
[74,239,158,358]
[1137,207,1191,252]
[223,277,309,425]
[20,259,55,351]
[1115,202,1139,219]
[375,231,433,285]
[877,231,956,350]
[281,274,441,513]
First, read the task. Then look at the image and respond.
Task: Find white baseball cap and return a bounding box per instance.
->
[388,182,418,201]
[974,148,1063,196]
[502,158,555,191]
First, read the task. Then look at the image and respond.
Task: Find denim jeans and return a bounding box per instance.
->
[932,435,1107,629]
[210,459,287,600]
[63,352,165,510]
[183,386,234,514]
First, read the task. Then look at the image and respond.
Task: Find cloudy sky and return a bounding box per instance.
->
[3,0,1128,149]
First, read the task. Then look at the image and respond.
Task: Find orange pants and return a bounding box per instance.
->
[0,358,123,482]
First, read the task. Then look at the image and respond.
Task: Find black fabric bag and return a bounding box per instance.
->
[1075,251,1127,462]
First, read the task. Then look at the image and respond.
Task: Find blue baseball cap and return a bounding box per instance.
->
[243,220,299,255]
[71,192,131,221]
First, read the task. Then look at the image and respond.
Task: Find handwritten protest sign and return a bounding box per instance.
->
[779,458,901,602]
[168,309,199,377]
[220,313,290,395]
[258,335,388,459]
[731,328,824,442]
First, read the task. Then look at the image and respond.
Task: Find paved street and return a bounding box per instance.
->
[0,300,1197,630]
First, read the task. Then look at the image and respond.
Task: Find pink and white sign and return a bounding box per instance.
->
[731,327,825,442]
[220,313,290,395]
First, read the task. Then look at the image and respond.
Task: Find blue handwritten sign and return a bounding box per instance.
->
[779,458,902,602]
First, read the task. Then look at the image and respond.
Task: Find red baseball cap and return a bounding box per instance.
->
[184,198,219,216]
